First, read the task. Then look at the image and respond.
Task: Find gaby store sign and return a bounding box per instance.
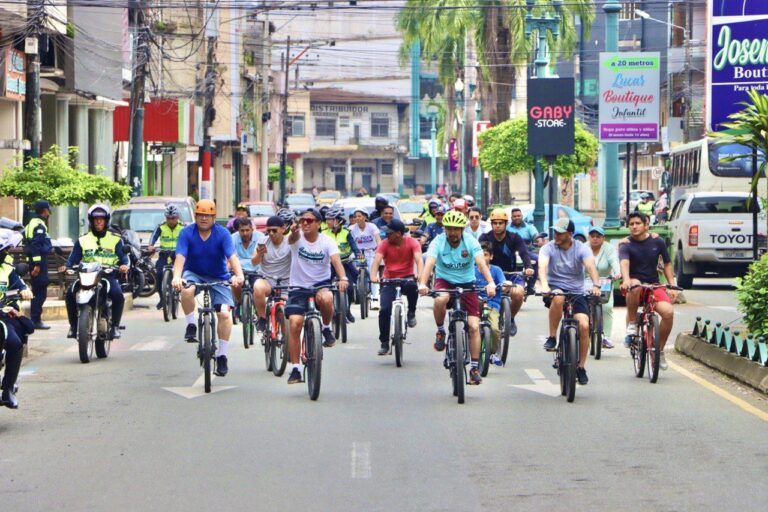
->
[709,1,768,131]
[598,52,660,142]
[527,77,574,156]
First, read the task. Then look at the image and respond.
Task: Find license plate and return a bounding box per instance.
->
[723,250,748,258]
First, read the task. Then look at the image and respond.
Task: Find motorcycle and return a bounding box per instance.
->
[67,262,121,363]
[0,289,28,402]
[115,227,156,298]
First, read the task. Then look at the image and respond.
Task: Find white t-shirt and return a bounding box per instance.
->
[289,232,339,288]
[349,222,379,251]
[260,237,292,284]
[465,221,491,239]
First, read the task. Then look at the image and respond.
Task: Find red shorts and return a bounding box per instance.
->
[652,287,671,304]
[434,278,480,317]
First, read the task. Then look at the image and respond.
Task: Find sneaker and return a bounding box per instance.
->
[67,326,77,339]
[490,353,503,367]
[543,336,557,351]
[287,367,303,384]
[255,318,268,332]
[602,337,615,349]
[109,326,121,339]
[626,322,638,337]
[346,312,356,323]
[407,312,417,328]
[214,355,228,377]
[370,299,380,311]
[509,317,518,337]
[378,343,389,356]
[322,328,336,348]
[659,351,668,371]
[185,324,197,343]
[576,367,589,386]
[469,368,482,385]
[156,300,164,310]
[1,388,18,409]
[32,321,51,330]
[433,330,446,352]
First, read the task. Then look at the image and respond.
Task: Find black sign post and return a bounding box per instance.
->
[527,77,575,236]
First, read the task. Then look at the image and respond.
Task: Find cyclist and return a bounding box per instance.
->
[418,210,496,385]
[479,208,534,336]
[476,241,506,366]
[322,205,360,322]
[0,229,34,409]
[285,208,349,384]
[370,219,423,356]
[369,194,389,223]
[372,204,395,230]
[419,198,441,226]
[24,200,53,329]
[465,207,491,239]
[231,216,265,311]
[452,198,469,217]
[171,199,244,378]
[226,204,249,233]
[586,226,620,349]
[349,208,381,309]
[463,195,475,208]
[251,211,293,332]
[419,205,445,249]
[63,205,129,340]
[506,207,538,243]
[619,212,678,370]
[538,218,601,386]
[148,204,184,310]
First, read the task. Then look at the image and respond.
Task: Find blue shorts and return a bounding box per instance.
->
[285,280,331,318]
[182,270,234,308]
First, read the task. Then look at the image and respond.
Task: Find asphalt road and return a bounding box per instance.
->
[2,280,766,512]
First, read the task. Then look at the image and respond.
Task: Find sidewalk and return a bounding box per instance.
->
[20,294,135,321]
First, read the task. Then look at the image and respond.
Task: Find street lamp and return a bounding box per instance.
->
[426,104,439,195]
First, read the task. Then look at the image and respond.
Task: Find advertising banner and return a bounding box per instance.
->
[598,52,660,142]
[448,138,458,172]
[527,77,575,156]
[709,1,768,132]
[472,121,491,166]
[2,49,26,101]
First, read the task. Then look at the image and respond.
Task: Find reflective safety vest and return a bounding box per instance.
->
[158,222,183,251]
[79,232,121,266]
[637,201,654,215]
[0,262,13,298]
[24,217,47,240]
[322,227,352,260]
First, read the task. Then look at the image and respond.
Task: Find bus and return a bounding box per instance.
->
[668,138,765,205]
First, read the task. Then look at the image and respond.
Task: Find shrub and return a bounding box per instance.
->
[735,254,768,336]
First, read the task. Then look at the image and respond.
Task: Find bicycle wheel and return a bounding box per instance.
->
[139,268,157,298]
[162,270,173,322]
[564,326,578,403]
[646,314,661,383]
[499,297,512,365]
[332,291,341,339]
[480,324,492,377]
[338,291,348,344]
[453,321,466,404]
[393,303,403,367]
[271,304,289,377]
[77,304,95,364]
[305,317,323,401]
[633,323,647,378]
[358,271,368,319]
[593,304,603,361]
[201,315,213,393]
[242,291,254,350]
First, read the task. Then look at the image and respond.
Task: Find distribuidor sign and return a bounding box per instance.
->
[527,77,574,156]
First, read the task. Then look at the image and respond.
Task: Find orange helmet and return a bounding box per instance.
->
[489,208,508,222]
[195,199,216,215]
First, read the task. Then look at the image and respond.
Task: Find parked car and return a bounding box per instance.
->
[241,201,278,233]
[112,203,171,246]
[396,199,426,232]
[508,203,593,241]
[334,197,401,222]
[316,190,341,206]
[619,190,655,219]
[128,195,195,223]
[284,193,316,211]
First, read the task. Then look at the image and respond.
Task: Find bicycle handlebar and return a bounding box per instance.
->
[381,278,416,286]
[182,280,232,289]
[629,283,683,292]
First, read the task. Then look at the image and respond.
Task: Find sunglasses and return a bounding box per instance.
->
[469,215,481,220]
[267,228,281,234]
[299,218,317,225]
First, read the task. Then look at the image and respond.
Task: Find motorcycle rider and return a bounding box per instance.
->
[24,200,53,329]
[148,204,184,310]
[0,229,33,409]
[322,205,360,323]
[62,205,129,340]
[369,195,390,223]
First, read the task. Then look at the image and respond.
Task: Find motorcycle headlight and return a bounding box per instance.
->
[79,272,99,287]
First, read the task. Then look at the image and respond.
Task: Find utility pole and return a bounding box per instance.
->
[200,2,218,201]
[128,0,148,197]
[260,13,271,201]
[24,0,44,162]
[279,35,290,205]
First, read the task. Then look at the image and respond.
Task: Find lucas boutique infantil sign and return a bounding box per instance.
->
[598,52,660,143]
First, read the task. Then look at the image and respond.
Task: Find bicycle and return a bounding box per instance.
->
[264,277,289,377]
[479,296,493,377]
[287,283,336,400]
[182,280,231,394]
[381,278,414,367]
[355,257,371,319]
[240,271,260,351]
[587,277,614,361]
[331,277,349,344]
[497,271,523,365]
[628,283,682,383]
[536,291,587,403]
[159,252,179,322]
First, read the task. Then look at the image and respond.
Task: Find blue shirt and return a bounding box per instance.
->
[232,231,264,273]
[425,222,444,244]
[475,263,504,311]
[426,233,482,284]
[507,222,539,243]
[176,223,235,280]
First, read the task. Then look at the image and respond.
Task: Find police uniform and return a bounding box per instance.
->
[0,257,30,408]
[322,225,360,316]
[24,205,53,327]
[150,221,184,304]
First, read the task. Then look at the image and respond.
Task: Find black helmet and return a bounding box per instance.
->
[375,194,389,209]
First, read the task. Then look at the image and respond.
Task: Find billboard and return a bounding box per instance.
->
[709,1,768,132]
[598,52,660,142]
[527,77,575,156]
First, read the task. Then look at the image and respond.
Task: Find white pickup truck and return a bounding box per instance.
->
[668,192,766,288]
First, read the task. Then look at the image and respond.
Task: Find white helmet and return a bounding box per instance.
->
[87,204,112,224]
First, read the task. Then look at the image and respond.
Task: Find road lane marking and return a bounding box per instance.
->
[708,306,738,312]
[131,339,171,351]
[163,372,237,399]
[668,360,768,423]
[351,442,371,479]
[510,368,561,397]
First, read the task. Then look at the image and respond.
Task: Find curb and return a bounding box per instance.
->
[20,294,135,321]
[675,333,768,394]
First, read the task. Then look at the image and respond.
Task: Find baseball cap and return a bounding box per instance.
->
[266,215,284,228]
[382,219,407,235]
[35,200,51,212]
[553,218,575,234]
[589,226,605,236]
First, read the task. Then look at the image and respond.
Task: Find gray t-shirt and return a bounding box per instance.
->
[540,240,592,292]
[259,238,291,285]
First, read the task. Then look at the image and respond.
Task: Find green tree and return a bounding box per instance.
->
[478,116,598,178]
[268,163,294,184]
[0,146,131,206]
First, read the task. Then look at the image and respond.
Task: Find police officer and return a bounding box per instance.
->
[148,204,184,309]
[0,229,34,409]
[322,205,360,323]
[62,204,129,340]
[24,200,53,329]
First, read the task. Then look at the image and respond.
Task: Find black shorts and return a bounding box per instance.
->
[542,293,589,317]
[285,280,332,317]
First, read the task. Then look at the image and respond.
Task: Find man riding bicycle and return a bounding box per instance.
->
[322,205,360,323]
[231,216,264,313]
[349,208,381,310]
[371,219,424,356]
[171,199,244,378]
[506,207,538,243]
[418,210,496,386]
[479,208,534,336]
[619,212,678,370]
[149,204,184,310]
[251,211,293,332]
[285,208,349,384]
[419,205,445,249]
[538,218,601,386]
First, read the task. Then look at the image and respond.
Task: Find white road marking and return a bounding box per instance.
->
[131,339,171,351]
[510,368,561,397]
[351,441,372,479]
[162,372,237,399]
[709,306,738,312]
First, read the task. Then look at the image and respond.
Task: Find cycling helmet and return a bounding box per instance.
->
[374,194,389,209]
[87,204,112,223]
[452,198,468,211]
[0,228,23,253]
[434,205,447,215]
[195,199,216,215]
[324,205,346,221]
[489,208,509,222]
[442,210,468,228]
[319,205,330,219]
[164,204,181,218]
[428,198,442,209]
[463,195,475,207]
[277,208,295,225]
[353,207,369,218]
